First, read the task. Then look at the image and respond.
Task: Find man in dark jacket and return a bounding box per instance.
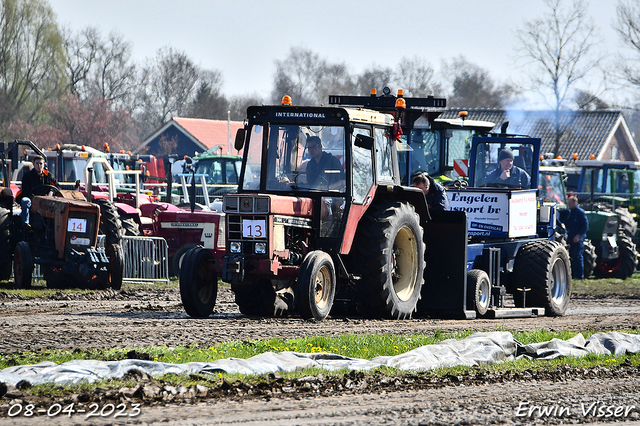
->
[304,136,345,190]
[486,148,531,188]
[19,155,60,226]
[412,172,450,211]
[565,195,589,279]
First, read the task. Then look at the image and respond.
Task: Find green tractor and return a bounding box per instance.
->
[563,160,639,279]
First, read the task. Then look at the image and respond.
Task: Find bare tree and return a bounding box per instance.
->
[354,64,395,96]
[0,0,66,125]
[574,89,610,110]
[187,69,228,120]
[137,46,200,130]
[228,93,265,121]
[614,0,640,89]
[90,32,137,109]
[271,47,355,105]
[63,26,99,98]
[515,0,604,154]
[442,56,518,109]
[394,56,441,97]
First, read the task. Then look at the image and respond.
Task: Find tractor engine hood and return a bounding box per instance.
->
[223,194,314,217]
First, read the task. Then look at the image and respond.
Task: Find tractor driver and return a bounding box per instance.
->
[486,148,531,188]
[18,155,60,228]
[303,136,345,191]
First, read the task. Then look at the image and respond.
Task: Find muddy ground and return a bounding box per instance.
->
[1,286,640,425]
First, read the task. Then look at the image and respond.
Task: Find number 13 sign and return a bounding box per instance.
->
[242,219,266,238]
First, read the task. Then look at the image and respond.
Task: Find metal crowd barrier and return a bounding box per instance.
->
[98,235,169,284]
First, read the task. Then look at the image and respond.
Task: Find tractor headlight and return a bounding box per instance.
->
[255,242,267,254]
[230,242,241,253]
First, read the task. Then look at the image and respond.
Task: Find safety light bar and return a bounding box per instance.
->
[281,95,293,106]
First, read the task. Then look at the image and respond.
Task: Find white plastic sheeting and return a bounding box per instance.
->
[1,331,639,387]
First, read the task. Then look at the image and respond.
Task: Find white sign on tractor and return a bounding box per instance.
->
[448,189,537,238]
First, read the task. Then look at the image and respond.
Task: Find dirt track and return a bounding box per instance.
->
[1,286,640,425]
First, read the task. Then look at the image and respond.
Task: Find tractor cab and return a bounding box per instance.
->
[398,114,495,185]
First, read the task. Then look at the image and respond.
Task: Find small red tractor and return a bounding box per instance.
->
[1,140,124,289]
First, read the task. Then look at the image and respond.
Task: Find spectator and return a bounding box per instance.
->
[565,195,588,279]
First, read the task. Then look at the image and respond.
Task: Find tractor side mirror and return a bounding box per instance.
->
[235,128,246,151]
[354,134,374,150]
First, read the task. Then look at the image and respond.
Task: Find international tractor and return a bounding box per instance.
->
[179,90,572,320]
[1,140,124,289]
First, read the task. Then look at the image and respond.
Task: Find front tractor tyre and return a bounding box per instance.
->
[513,240,571,316]
[466,269,491,316]
[13,241,33,289]
[352,202,425,319]
[296,251,336,320]
[106,243,124,290]
[180,246,218,318]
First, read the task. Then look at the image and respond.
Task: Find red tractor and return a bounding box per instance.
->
[180,93,446,319]
[1,140,124,289]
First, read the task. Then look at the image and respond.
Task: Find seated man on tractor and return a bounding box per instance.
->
[486,148,531,188]
[301,136,345,191]
[17,155,60,229]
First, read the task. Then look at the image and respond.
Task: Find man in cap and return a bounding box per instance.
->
[303,136,345,190]
[486,147,531,188]
[412,172,450,211]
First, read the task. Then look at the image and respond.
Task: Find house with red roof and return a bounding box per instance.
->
[137,117,244,158]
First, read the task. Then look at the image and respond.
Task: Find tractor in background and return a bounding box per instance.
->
[568,160,639,278]
[1,140,123,289]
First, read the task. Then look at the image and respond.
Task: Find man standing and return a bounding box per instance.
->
[565,195,588,279]
[412,172,450,211]
[18,155,60,227]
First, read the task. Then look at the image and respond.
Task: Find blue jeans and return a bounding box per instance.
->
[21,197,31,225]
[569,240,585,279]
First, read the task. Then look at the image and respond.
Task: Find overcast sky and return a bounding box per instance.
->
[48,0,622,104]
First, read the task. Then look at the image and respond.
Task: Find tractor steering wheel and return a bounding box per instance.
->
[293,172,330,189]
[31,184,62,197]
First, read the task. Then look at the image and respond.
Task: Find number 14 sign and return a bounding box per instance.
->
[67,218,87,233]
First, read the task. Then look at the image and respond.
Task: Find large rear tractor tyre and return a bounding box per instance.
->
[594,234,638,279]
[106,243,124,290]
[296,251,336,320]
[95,198,123,246]
[0,207,13,281]
[232,279,277,317]
[351,202,425,319]
[513,240,571,316]
[172,243,198,277]
[466,269,491,316]
[13,241,33,289]
[615,207,637,239]
[180,246,218,318]
[583,239,597,278]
